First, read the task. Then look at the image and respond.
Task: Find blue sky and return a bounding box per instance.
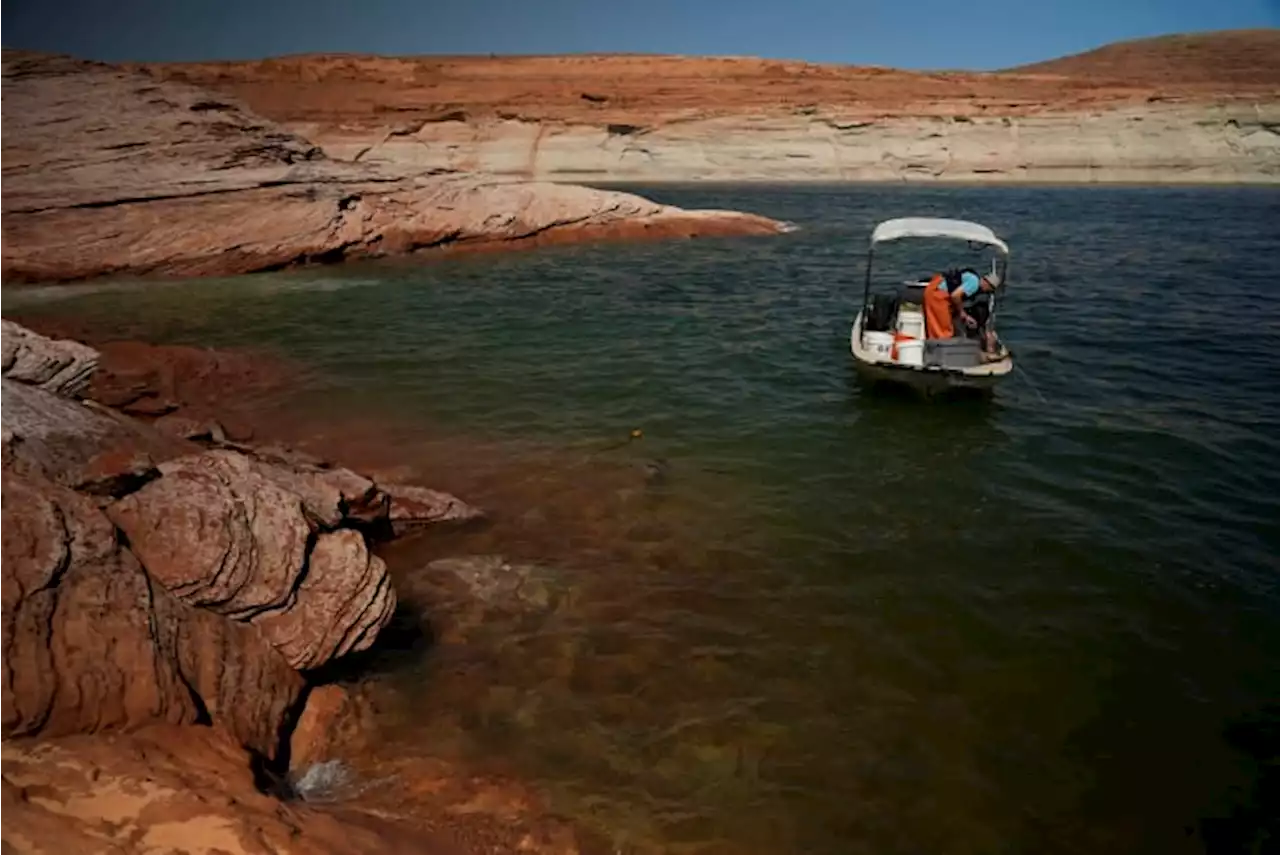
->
[4,0,1278,69]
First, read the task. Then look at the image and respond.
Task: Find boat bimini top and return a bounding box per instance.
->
[869,217,1010,257]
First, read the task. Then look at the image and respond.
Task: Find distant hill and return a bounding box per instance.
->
[136,30,1280,132]
[1004,29,1280,86]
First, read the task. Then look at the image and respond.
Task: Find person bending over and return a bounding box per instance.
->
[923,267,1001,340]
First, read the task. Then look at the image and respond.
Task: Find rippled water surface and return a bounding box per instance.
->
[8,185,1280,854]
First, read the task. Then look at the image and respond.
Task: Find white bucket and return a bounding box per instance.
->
[896,339,924,367]
[896,311,925,340]
[863,330,894,361]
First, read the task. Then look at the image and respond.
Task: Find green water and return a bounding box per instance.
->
[7,184,1279,854]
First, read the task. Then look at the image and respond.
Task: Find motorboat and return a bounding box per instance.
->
[850,217,1014,396]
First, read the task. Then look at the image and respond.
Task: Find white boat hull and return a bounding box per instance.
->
[850,312,1012,396]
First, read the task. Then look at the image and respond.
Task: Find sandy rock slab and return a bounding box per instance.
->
[0,725,437,855]
[1,379,193,496]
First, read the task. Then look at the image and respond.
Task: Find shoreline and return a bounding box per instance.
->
[0,317,635,854]
[0,50,789,286]
[0,312,778,854]
[0,217,790,287]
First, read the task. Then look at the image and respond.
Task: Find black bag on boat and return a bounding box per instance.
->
[865,294,898,332]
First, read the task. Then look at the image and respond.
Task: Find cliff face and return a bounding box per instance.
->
[142,30,1280,183]
[290,103,1279,183]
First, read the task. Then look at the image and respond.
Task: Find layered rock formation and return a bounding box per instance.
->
[1,399,308,759]
[0,322,490,850]
[146,30,1280,183]
[1,320,99,397]
[291,103,1280,183]
[0,52,785,284]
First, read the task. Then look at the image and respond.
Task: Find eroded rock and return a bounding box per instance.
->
[1,379,189,490]
[108,450,312,619]
[109,450,397,671]
[161,592,305,759]
[0,470,302,758]
[289,684,375,775]
[251,457,383,530]
[0,319,98,398]
[136,36,1280,184]
[1,471,195,738]
[254,529,396,671]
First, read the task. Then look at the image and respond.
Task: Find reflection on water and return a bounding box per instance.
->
[6,184,1280,854]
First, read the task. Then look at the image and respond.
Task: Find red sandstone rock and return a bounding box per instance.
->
[288,684,372,773]
[141,30,1280,133]
[158,586,304,759]
[1,471,195,737]
[385,480,487,533]
[109,451,313,618]
[0,325,602,852]
[1,379,191,489]
[0,469,302,759]
[229,444,484,533]
[72,447,159,498]
[1,725,436,855]
[1,428,13,464]
[254,529,396,671]
[109,450,398,671]
[0,52,785,284]
[251,456,383,529]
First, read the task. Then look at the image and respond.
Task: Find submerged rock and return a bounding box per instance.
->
[384,481,486,533]
[426,555,556,612]
[153,411,228,443]
[292,759,356,803]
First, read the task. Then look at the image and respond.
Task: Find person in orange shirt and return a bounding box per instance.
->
[923,268,1001,340]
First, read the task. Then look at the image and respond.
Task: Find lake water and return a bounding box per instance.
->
[6,184,1280,854]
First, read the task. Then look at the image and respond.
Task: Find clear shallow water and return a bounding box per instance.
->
[7,184,1280,854]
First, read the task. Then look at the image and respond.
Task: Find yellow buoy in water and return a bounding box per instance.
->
[631,428,643,439]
